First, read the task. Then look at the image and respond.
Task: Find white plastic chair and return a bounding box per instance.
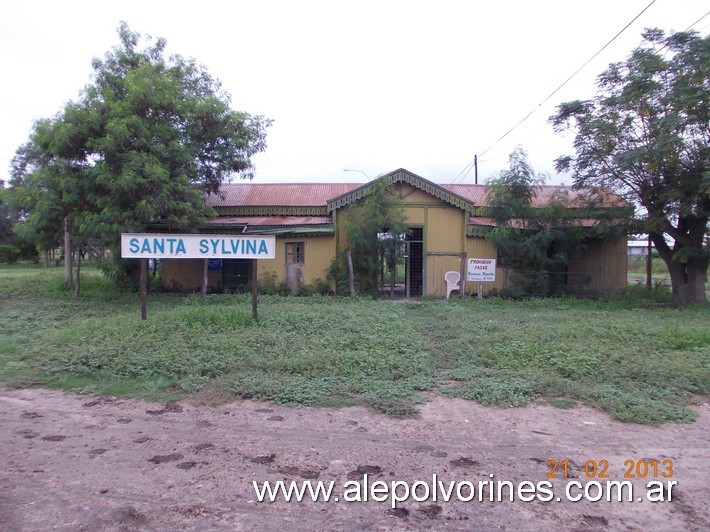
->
[445,271,461,299]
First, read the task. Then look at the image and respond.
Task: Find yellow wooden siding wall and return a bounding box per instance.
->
[427,255,464,297]
[402,185,466,297]
[568,237,627,294]
[258,235,335,286]
[398,186,444,204]
[426,208,463,252]
[161,235,335,291]
[425,208,466,296]
[402,205,425,225]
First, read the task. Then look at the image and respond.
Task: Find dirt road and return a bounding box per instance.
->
[1,388,707,530]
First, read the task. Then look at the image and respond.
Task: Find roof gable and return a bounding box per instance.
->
[326,169,477,213]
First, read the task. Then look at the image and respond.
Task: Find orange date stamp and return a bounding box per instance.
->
[547,459,674,479]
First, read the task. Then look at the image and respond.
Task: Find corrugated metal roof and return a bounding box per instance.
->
[444,184,600,207]
[449,184,628,208]
[467,216,498,227]
[205,180,624,209]
[208,216,332,226]
[440,184,488,205]
[205,183,361,207]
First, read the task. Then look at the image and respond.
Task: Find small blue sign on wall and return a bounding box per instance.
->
[207,259,223,271]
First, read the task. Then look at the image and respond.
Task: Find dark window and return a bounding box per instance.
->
[286,242,304,263]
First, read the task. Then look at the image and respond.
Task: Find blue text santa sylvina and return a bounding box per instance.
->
[127,236,270,256]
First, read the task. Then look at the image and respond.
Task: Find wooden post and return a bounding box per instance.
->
[646,234,652,290]
[64,215,73,288]
[459,252,467,298]
[202,259,208,298]
[251,259,258,321]
[75,248,82,296]
[140,258,147,321]
[347,250,355,296]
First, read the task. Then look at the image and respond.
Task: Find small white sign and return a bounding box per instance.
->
[467,258,496,282]
[121,233,276,259]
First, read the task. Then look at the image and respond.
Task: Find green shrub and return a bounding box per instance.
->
[257,271,288,295]
[98,257,140,290]
[488,286,529,300]
[0,244,20,264]
[298,278,333,296]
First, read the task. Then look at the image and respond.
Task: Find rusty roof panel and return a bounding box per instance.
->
[444,184,586,207]
[205,183,361,207]
[205,181,624,209]
[446,184,626,208]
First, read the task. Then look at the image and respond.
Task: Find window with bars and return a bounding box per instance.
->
[286,242,305,263]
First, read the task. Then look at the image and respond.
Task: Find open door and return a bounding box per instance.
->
[406,227,423,297]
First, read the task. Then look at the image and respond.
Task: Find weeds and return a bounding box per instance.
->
[0,264,707,423]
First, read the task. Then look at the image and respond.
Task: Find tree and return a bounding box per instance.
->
[485,147,590,296]
[11,22,271,287]
[338,180,407,296]
[10,126,92,284]
[551,29,709,305]
[0,182,15,245]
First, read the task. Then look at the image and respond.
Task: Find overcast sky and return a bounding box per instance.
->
[1,0,708,187]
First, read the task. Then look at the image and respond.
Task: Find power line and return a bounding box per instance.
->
[683,10,709,31]
[451,0,658,184]
[449,158,476,185]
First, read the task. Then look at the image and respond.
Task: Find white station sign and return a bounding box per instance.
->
[121,233,276,259]
[467,258,496,282]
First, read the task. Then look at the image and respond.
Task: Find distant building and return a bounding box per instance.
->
[628,239,653,255]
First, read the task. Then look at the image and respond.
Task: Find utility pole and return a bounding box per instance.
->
[474,155,478,185]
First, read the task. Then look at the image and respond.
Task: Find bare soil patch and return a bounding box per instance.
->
[0,388,707,531]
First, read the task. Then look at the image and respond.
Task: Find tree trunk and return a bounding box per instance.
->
[43,249,50,269]
[64,215,73,288]
[674,259,708,305]
[653,233,707,305]
[347,250,355,296]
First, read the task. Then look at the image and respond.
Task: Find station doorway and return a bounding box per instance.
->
[222,259,251,292]
[378,227,423,299]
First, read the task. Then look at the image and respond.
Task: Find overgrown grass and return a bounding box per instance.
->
[1,264,708,423]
